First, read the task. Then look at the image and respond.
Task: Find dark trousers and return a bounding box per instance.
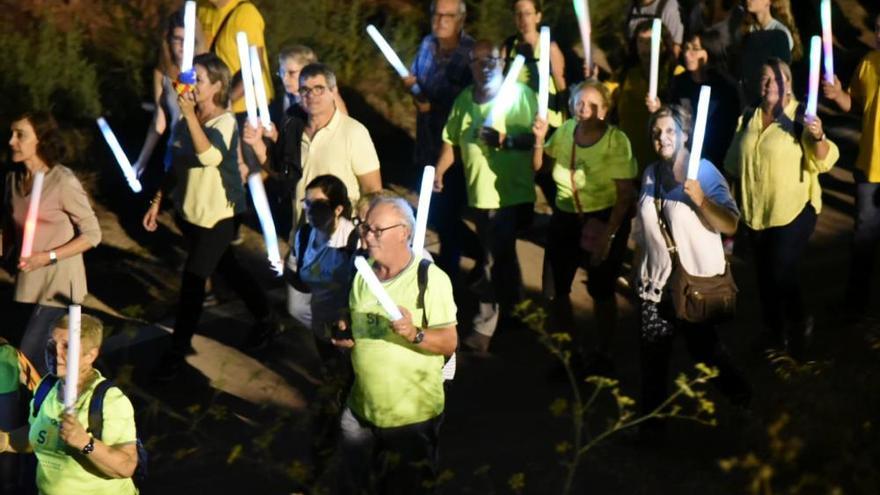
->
[749,204,816,344]
[172,218,270,354]
[339,407,442,495]
[19,305,67,376]
[639,300,750,415]
[846,171,880,311]
[429,164,483,279]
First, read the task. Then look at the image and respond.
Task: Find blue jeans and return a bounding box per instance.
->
[846,171,880,311]
[19,305,66,376]
[339,407,442,494]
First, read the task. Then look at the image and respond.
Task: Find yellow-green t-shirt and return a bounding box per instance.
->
[546,120,638,213]
[198,0,274,114]
[0,345,19,394]
[724,99,839,230]
[849,50,880,182]
[29,372,138,495]
[442,84,538,209]
[348,258,457,428]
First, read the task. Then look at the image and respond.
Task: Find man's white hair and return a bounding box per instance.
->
[368,196,416,242]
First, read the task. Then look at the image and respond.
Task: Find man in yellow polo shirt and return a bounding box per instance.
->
[822,13,880,316]
[332,196,457,494]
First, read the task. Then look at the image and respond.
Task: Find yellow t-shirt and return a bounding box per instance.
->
[29,372,138,495]
[849,50,880,182]
[545,120,638,213]
[724,99,840,230]
[348,258,457,428]
[198,0,274,114]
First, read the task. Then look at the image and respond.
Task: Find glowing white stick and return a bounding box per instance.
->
[485,54,526,129]
[648,19,662,101]
[354,256,403,321]
[20,171,44,259]
[236,32,259,128]
[412,166,435,256]
[366,24,422,95]
[249,45,273,131]
[64,304,81,411]
[247,174,283,276]
[96,118,142,193]
[537,27,551,120]
[573,0,592,72]
[820,0,834,84]
[181,1,196,74]
[806,36,821,119]
[687,85,712,181]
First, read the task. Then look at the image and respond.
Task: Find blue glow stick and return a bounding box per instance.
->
[247,174,283,276]
[485,54,526,129]
[96,118,142,193]
[412,166,435,256]
[366,24,422,95]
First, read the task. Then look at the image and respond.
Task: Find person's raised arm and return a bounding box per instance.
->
[531,116,551,172]
[821,75,852,113]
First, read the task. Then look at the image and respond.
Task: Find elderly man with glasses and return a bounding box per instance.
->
[332,196,457,494]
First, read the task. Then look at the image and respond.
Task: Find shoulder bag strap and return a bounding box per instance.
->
[417,258,431,329]
[32,375,59,417]
[652,164,681,265]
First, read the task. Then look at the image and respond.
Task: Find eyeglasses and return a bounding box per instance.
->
[298,85,327,97]
[432,12,460,22]
[358,223,404,239]
[302,198,329,209]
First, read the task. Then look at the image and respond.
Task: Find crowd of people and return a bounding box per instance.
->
[0,0,877,492]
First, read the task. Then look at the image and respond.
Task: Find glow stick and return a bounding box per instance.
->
[573,0,592,72]
[537,27,551,120]
[20,171,44,258]
[249,45,273,131]
[181,1,196,74]
[354,256,403,321]
[485,54,526,128]
[820,0,834,84]
[366,24,422,95]
[236,32,259,128]
[648,19,662,100]
[96,118,142,193]
[686,85,712,181]
[247,173,283,276]
[412,166,435,256]
[64,304,81,411]
[806,36,821,119]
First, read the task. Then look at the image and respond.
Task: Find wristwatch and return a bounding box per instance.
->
[412,330,425,345]
[81,436,95,455]
[48,251,58,265]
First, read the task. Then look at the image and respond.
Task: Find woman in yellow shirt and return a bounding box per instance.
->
[724,58,838,359]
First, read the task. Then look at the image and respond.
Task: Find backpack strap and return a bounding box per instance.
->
[295,223,313,274]
[344,226,360,254]
[502,35,518,64]
[88,379,116,441]
[32,375,59,418]
[209,1,251,53]
[417,258,431,329]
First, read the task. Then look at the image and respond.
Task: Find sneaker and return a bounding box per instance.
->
[462,332,491,353]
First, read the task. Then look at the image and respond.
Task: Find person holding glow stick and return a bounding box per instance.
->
[434,40,537,353]
[635,105,750,437]
[408,0,477,278]
[143,54,279,380]
[333,196,457,493]
[5,112,101,377]
[533,81,638,375]
[821,13,880,317]
[132,10,206,179]
[500,0,567,128]
[724,58,838,359]
[0,314,139,494]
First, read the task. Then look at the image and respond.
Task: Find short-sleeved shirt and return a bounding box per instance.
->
[348,257,457,428]
[848,50,880,182]
[198,0,274,114]
[294,109,381,221]
[545,120,638,213]
[29,372,138,495]
[442,84,538,209]
[170,112,244,228]
[0,345,19,394]
[626,0,685,45]
[724,99,840,230]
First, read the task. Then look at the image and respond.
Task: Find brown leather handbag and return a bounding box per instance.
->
[653,166,737,323]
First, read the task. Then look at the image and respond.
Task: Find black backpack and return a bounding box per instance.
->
[284,223,360,293]
[33,375,149,483]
